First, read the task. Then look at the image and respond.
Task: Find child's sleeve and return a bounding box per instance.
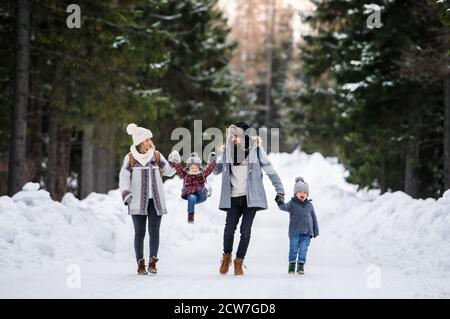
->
[203,161,217,178]
[311,205,319,237]
[277,200,292,212]
[170,162,187,179]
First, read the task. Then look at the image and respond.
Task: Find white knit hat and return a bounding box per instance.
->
[294,177,309,195]
[126,123,153,146]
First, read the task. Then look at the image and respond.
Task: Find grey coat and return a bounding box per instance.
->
[213,140,285,211]
[278,197,319,238]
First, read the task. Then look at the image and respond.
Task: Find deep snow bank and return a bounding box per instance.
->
[0,183,130,270]
[0,149,449,277]
[273,150,450,277]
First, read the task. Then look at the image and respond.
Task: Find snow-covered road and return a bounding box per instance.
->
[0,220,443,298]
[0,150,449,298]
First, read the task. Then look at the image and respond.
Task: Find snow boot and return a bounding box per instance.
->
[137,258,148,275]
[234,257,245,275]
[219,253,232,274]
[297,262,305,275]
[188,212,194,224]
[288,262,296,274]
[148,256,159,275]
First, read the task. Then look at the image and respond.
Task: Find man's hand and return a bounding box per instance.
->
[275,193,285,205]
[207,152,217,163]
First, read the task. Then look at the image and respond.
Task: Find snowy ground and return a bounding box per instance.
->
[0,150,449,298]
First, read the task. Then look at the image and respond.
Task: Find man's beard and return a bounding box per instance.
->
[232,138,249,165]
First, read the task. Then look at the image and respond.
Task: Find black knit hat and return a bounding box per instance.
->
[233,121,250,132]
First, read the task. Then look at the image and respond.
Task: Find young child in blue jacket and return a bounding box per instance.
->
[275,177,319,274]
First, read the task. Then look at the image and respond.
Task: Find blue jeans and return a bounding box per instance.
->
[186,190,207,213]
[289,233,310,264]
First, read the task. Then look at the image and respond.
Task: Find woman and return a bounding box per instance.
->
[119,123,175,275]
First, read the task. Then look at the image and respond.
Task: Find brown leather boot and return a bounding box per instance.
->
[219,253,232,274]
[234,257,244,275]
[148,256,159,274]
[137,258,148,275]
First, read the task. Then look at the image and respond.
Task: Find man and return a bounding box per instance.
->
[213,121,285,275]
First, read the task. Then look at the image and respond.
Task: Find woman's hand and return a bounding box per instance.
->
[125,195,133,206]
[168,150,181,164]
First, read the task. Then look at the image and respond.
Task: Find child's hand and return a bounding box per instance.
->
[207,152,217,163]
[275,193,284,205]
[125,195,133,206]
[168,150,181,164]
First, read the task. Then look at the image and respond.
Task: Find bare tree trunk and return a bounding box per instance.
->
[53,127,72,201]
[106,146,117,191]
[380,153,387,194]
[94,146,108,193]
[404,112,421,198]
[28,98,43,183]
[80,125,94,198]
[47,113,58,197]
[444,73,450,191]
[8,0,30,196]
[264,0,275,129]
[92,125,117,194]
[47,115,72,201]
[404,140,420,197]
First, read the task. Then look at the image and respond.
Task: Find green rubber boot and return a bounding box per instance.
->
[297,263,305,275]
[288,262,296,274]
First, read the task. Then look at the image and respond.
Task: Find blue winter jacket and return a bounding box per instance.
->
[278,197,319,238]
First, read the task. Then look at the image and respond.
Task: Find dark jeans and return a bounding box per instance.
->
[131,199,161,261]
[223,195,257,259]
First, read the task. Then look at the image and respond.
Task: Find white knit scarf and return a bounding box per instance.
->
[130,145,155,166]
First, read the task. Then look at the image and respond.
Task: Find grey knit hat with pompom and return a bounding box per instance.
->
[186,152,202,168]
[294,177,309,195]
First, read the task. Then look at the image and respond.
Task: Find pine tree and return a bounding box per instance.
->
[29,1,170,199]
[0,1,16,195]
[431,0,450,191]
[297,0,446,198]
[2,0,241,198]
[135,0,240,158]
[7,0,30,196]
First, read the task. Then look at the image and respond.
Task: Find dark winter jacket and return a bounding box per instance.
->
[278,197,319,238]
